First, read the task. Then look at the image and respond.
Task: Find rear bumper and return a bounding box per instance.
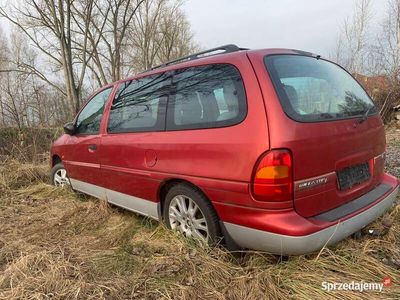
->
[223,179,399,255]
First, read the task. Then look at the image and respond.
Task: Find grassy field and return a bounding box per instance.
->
[0,130,399,299]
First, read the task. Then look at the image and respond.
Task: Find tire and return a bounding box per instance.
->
[163,183,221,245]
[50,162,70,187]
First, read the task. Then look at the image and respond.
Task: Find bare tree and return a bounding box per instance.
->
[0,28,70,127]
[0,0,198,126]
[373,0,400,121]
[374,0,400,83]
[156,4,199,63]
[2,31,35,127]
[0,0,95,115]
[0,28,10,126]
[72,0,145,85]
[126,0,198,72]
[127,0,168,71]
[332,0,372,74]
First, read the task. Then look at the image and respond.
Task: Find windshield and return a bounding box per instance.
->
[264,55,377,122]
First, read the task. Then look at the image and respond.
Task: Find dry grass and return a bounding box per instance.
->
[0,131,399,299]
[0,159,48,192]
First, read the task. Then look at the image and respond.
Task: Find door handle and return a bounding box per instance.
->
[88,144,97,152]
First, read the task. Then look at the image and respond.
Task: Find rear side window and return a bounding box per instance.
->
[107,73,172,133]
[75,87,112,135]
[166,64,246,130]
[265,55,376,122]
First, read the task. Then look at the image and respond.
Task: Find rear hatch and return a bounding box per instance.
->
[263,54,386,217]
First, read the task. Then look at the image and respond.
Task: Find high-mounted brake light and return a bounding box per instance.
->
[252,149,293,202]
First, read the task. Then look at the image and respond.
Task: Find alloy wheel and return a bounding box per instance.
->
[168,195,209,242]
[53,168,70,187]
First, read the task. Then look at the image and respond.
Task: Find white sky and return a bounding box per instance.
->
[0,0,387,59]
[183,0,387,57]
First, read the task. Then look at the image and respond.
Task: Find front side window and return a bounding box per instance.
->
[107,72,172,133]
[264,55,376,122]
[167,64,247,130]
[75,87,112,135]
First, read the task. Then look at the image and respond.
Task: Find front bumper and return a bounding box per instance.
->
[224,183,399,255]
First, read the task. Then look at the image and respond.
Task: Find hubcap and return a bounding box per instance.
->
[54,168,70,187]
[168,195,209,242]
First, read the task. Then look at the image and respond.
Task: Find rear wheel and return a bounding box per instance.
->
[163,184,220,244]
[50,163,70,187]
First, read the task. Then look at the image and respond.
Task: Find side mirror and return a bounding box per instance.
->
[63,122,76,135]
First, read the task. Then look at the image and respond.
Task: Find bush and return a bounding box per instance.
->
[0,127,62,162]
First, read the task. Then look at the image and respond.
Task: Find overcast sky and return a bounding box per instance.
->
[0,0,387,58]
[183,0,386,57]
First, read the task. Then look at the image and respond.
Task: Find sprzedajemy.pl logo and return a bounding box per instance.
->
[321,277,392,292]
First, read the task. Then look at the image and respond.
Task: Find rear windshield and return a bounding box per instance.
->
[264,55,377,122]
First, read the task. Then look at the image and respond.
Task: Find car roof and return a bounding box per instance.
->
[113,46,319,85]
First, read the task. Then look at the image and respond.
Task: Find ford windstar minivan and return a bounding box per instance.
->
[50,45,399,255]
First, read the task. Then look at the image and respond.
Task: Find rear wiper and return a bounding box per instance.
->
[319,112,334,119]
[357,106,373,124]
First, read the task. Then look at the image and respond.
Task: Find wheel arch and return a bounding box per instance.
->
[52,154,62,167]
[157,178,219,219]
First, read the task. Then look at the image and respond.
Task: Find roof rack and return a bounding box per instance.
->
[150,44,247,71]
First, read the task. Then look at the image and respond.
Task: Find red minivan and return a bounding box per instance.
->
[50,45,399,255]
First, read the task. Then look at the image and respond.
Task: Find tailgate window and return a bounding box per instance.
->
[264,55,377,122]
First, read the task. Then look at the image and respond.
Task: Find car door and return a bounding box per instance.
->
[63,86,113,199]
[99,72,171,217]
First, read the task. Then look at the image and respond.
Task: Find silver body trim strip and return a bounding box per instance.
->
[224,185,398,255]
[69,178,159,220]
[106,189,159,220]
[70,178,106,200]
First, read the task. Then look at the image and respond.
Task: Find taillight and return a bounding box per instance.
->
[252,149,293,202]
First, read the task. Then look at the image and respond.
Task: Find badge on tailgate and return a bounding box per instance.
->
[296,175,329,191]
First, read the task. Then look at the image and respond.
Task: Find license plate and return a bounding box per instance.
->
[337,162,370,190]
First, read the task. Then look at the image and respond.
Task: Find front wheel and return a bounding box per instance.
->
[50,163,70,187]
[163,184,221,245]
